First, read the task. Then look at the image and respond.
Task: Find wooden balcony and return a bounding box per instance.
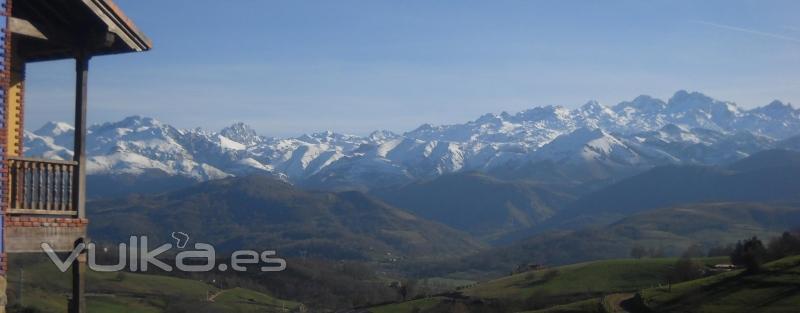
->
[7,156,79,216]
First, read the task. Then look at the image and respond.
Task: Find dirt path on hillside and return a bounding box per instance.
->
[208,289,229,302]
[603,293,634,313]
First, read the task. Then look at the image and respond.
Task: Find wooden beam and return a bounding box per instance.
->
[6,209,79,216]
[7,156,78,166]
[16,0,75,46]
[8,17,48,40]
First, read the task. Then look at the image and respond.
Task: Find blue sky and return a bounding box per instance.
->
[23,0,800,137]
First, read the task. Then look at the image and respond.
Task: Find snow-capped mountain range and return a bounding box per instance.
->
[24,90,800,188]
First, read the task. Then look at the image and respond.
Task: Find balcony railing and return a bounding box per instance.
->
[7,156,78,216]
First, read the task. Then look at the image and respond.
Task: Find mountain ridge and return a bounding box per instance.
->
[541,149,800,230]
[24,90,800,189]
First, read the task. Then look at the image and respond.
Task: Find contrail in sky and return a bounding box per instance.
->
[694,20,800,44]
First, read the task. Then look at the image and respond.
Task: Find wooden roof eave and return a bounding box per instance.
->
[9,0,152,62]
[81,0,153,52]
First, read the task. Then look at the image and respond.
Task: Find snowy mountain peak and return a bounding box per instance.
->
[766,99,790,107]
[578,100,615,117]
[476,112,502,123]
[756,100,796,115]
[668,90,740,113]
[89,115,169,136]
[368,130,400,142]
[291,131,368,152]
[532,126,641,166]
[299,130,341,142]
[116,115,162,128]
[669,90,710,109]
[515,105,571,122]
[614,95,666,114]
[410,123,434,132]
[35,121,74,137]
[220,122,263,146]
[580,100,603,110]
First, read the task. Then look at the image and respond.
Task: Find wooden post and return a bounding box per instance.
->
[72,54,89,219]
[70,238,87,313]
[71,54,89,313]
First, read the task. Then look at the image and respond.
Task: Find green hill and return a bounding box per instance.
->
[89,174,483,261]
[514,254,800,313]
[368,297,444,313]
[413,202,800,278]
[5,256,301,313]
[638,255,800,313]
[368,257,726,313]
[523,298,604,313]
[369,255,800,313]
[464,258,724,307]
